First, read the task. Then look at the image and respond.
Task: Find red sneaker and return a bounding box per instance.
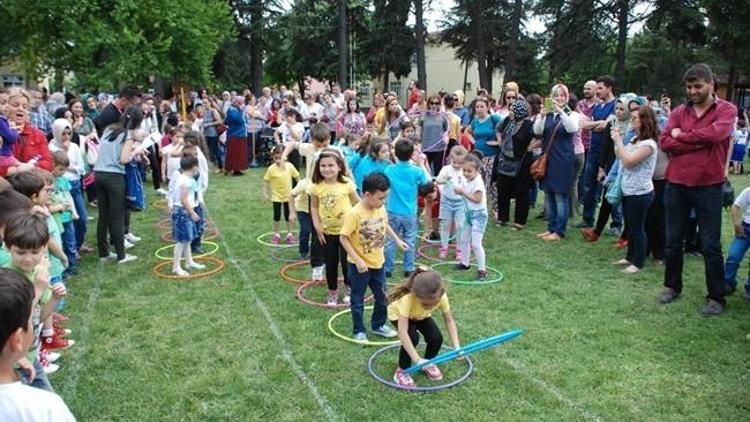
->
[41,335,75,351]
[52,313,70,324]
[393,368,416,389]
[422,364,443,381]
[615,239,628,249]
[53,326,72,337]
[580,228,599,242]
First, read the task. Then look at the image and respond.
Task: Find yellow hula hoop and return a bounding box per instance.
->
[151,256,226,280]
[154,241,220,260]
[152,199,169,210]
[327,306,400,346]
[161,227,220,243]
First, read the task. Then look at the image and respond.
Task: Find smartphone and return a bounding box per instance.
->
[544,97,553,110]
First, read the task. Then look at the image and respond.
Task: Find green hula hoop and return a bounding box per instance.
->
[256,231,298,248]
[154,241,220,260]
[328,306,400,346]
[429,262,504,285]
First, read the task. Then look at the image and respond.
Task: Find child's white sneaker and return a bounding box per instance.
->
[187,261,206,270]
[343,286,351,305]
[124,239,135,250]
[312,265,324,281]
[172,268,189,277]
[125,232,142,243]
[326,290,337,307]
[118,254,138,264]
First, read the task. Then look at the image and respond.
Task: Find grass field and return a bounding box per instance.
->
[54,168,750,421]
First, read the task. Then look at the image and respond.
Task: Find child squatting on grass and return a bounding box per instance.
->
[388,268,460,389]
[340,172,408,342]
[262,145,300,245]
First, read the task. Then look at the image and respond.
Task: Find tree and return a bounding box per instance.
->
[338,0,349,88]
[359,0,414,91]
[504,0,525,82]
[414,0,427,91]
[704,0,750,102]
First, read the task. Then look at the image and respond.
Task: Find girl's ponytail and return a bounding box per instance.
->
[387,266,440,303]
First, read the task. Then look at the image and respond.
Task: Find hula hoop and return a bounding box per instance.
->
[429,262,504,285]
[270,247,306,263]
[417,244,474,263]
[151,256,226,280]
[157,218,218,231]
[152,199,168,210]
[367,344,474,392]
[328,306,400,346]
[296,280,373,309]
[256,231,298,248]
[154,241,220,260]
[161,227,220,243]
[419,233,455,244]
[279,260,343,285]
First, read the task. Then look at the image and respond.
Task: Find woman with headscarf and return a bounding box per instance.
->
[495,99,534,229]
[81,94,100,121]
[580,95,635,243]
[366,93,385,124]
[224,96,249,175]
[532,84,579,242]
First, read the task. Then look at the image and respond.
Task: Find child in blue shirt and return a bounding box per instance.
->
[384,139,429,277]
[351,139,392,193]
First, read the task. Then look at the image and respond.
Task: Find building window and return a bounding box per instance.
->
[465,82,472,92]
[358,83,370,100]
[389,81,402,98]
[2,74,24,87]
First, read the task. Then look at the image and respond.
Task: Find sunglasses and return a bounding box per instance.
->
[429,102,441,105]
[506,96,516,100]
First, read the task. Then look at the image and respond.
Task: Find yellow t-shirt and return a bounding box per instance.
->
[387,292,450,321]
[300,143,321,180]
[448,111,461,141]
[292,178,310,213]
[263,162,299,202]
[340,202,388,268]
[310,178,356,234]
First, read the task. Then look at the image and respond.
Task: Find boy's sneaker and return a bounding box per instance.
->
[172,268,189,277]
[42,361,59,375]
[477,270,487,281]
[125,232,142,243]
[438,247,448,260]
[393,368,416,389]
[118,254,138,264]
[41,335,75,351]
[422,364,443,381]
[271,233,281,245]
[124,239,135,250]
[53,326,72,337]
[286,233,296,244]
[454,263,471,271]
[186,261,206,270]
[343,286,351,305]
[312,265,325,281]
[326,291,338,307]
[353,332,368,342]
[99,252,117,262]
[40,349,61,364]
[372,325,397,338]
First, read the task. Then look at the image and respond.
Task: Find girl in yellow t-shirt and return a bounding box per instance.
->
[387,268,461,389]
[262,146,300,245]
[310,149,359,306]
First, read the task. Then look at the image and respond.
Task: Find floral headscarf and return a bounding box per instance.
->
[510,99,529,121]
[231,96,245,109]
[550,84,570,106]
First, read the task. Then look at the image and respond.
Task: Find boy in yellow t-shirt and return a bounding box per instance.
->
[262,146,300,244]
[340,172,407,342]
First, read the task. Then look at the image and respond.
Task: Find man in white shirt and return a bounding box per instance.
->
[300,95,324,129]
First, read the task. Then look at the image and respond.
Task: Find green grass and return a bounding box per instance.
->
[54,169,750,421]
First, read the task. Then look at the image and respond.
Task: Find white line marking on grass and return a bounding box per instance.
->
[57,270,102,400]
[506,358,603,422]
[218,236,338,421]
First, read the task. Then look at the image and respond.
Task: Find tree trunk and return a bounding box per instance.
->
[415,0,427,91]
[463,60,469,93]
[472,1,489,91]
[383,69,390,94]
[505,0,523,83]
[615,0,629,86]
[727,63,737,102]
[338,0,349,88]
[249,0,264,96]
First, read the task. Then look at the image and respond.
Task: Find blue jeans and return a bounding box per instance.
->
[19,358,54,392]
[51,275,65,311]
[724,223,750,293]
[348,264,387,335]
[664,183,725,304]
[581,145,602,226]
[70,179,87,249]
[623,191,654,268]
[384,213,418,273]
[191,205,205,252]
[297,211,311,257]
[545,191,569,236]
[61,220,77,275]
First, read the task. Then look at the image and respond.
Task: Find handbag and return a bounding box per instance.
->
[217,123,227,136]
[530,119,562,181]
[605,171,624,206]
[495,154,523,178]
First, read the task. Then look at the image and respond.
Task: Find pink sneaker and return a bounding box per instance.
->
[438,247,448,260]
[455,249,463,261]
[393,368,416,389]
[326,290,338,307]
[286,233,296,244]
[271,233,281,244]
[422,364,443,381]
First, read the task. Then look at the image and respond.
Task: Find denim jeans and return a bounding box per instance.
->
[51,275,65,311]
[581,145,602,226]
[298,211,312,257]
[385,212,418,273]
[61,220,77,275]
[191,205,205,252]
[623,191,654,268]
[19,358,54,392]
[544,191,569,236]
[664,183,725,304]
[70,179,87,249]
[206,135,222,168]
[348,264,387,335]
[724,223,750,293]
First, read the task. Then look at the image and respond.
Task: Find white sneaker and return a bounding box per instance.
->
[42,362,59,375]
[186,262,206,270]
[343,286,351,305]
[46,351,61,363]
[353,332,368,342]
[124,233,141,243]
[99,252,117,262]
[118,254,138,264]
[372,325,398,338]
[172,268,189,277]
[156,188,168,196]
[312,265,324,282]
[124,239,134,250]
